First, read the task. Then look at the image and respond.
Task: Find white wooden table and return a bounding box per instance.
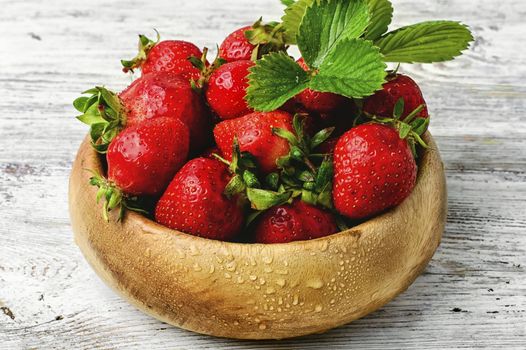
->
[1,0,525,348]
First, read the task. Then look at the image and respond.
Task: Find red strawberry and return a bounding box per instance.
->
[219,21,288,63]
[333,123,417,220]
[294,58,348,113]
[363,74,429,120]
[219,26,255,62]
[120,72,211,150]
[205,60,254,120]
[155,158,245,240]
[107,117,189,196]
[122,34,205,80]
[254,200,338,243]
[141,40,205,80]
[214,111,294,174]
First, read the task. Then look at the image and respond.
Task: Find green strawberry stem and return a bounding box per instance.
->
[73,87,126,153]
[121,30,160,73]
[272,114,335,209]
[87,169,148,222]
[189,46,227,92]
[362,99,430,157]
[246,18,289,61]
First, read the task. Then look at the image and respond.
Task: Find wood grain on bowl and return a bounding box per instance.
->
[69,133,446,340]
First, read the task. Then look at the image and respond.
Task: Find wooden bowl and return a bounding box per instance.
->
[69,132,446,340]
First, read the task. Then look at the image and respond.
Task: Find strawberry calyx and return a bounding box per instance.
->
[188,47,227,92]
[214,139,293,214]
[215,116,345,229]
[272,114,335,209]
[87,170,148,222]
[213,137,259,197]
[245,18,288,61]
[363,98,430,157]
[74,87,126,153]
[121,30,160,73]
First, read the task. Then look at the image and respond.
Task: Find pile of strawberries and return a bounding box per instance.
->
[74,0,471,244]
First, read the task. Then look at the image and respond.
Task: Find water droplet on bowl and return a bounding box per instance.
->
[306,278,324,289]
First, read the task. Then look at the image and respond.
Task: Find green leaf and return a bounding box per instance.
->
[398,123,412,139]
[315,157,333,192]
[246,210,265,227]
[243,170,261,188]
[297,0,370,68]
[411,117,430,135]
[246,51,310,112]
[225,175,246,198]
[301,189,317,205]
[310,127,335,149]
[265,173,280,191]
[364,0,393,40]
[375,21,474,63]
[98,87,122,116]
[76,113,106,126]
[393,98,404,119]
[246,188,292,211]
[310,38,387,98]
[73,97,89,112]
[280,0,296,6]
[281,0,313,44]
[272,127,298,146]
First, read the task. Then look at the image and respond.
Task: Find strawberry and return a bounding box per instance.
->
[120,73,211,150]
[214,111,294,174]
[219,20,288,63]
[219,26,255,62]
[363,74,429,120]
[88,117,190,221]
[205,60,254,120]
[75,73,211,152]
[333,123,417,220]
[121,33,205,80]
[254,200,338,243]
[294,58,348,113]
[155,158,245,240]
[107,117,189,196]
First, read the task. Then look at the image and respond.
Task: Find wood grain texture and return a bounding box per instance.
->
[0,0,525,348]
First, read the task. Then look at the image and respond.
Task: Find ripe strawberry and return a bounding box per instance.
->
[121,33,205,80]
[219,20,288,63]
[219,26,255,62]
[214,111,294,174]
[155,158,245,240]
[294,58,348,113]
[254,200,338,243]
[205,60,254,120]
[119,73,211,150]
[107,117,189,196]
[75,73,211,153]
[363,74,429,120]
[333,123,417,220]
